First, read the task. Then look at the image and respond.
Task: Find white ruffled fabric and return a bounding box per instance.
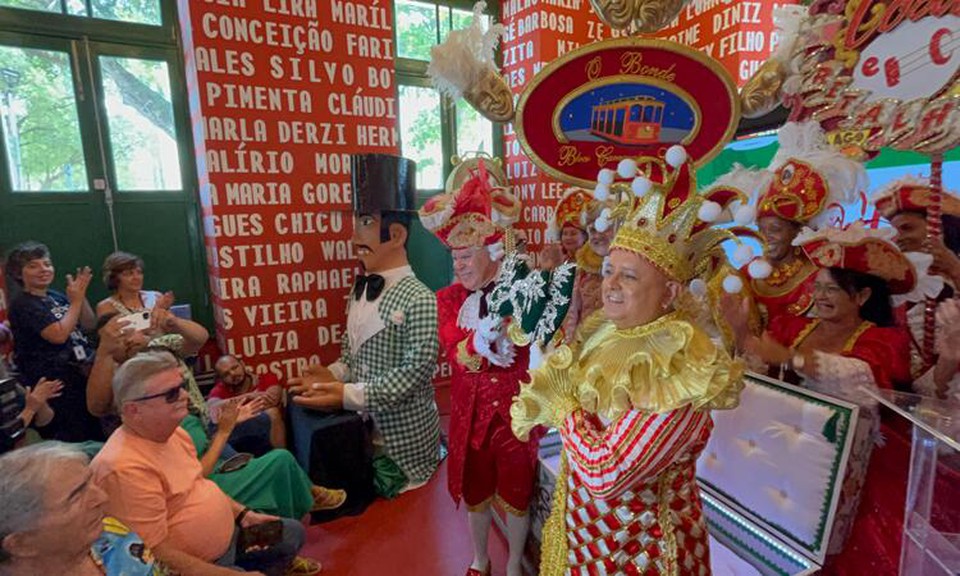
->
[892,252,944,307]
[792,220,896,248]
[805,352,879,409]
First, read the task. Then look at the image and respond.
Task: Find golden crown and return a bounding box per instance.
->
[595,146,745,284]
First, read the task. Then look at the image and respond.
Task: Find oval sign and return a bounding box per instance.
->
[851,14,960,104]
[516,38,740,188]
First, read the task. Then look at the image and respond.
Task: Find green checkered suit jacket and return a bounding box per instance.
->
[338,275,441,484]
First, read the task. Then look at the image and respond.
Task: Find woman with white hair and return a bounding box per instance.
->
[0,442,162,575]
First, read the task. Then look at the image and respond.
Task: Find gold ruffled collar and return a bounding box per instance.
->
[512,313,743,439]
[575,244,605,274]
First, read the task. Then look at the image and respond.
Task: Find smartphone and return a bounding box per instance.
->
[217,452,253,474]
[237,519,283,553]
[119,311,151,332]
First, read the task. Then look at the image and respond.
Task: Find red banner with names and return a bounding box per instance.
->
[178,0,398,380]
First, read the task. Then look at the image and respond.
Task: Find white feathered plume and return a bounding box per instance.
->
[427,2,505,100]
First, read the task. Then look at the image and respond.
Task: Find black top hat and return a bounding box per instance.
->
[351,154,417,215]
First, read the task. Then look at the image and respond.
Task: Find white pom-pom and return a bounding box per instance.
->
[734,203,757,225]
[733,243,754,266]
[698,200,722,222]
[595,209,612,232]
[598,169,615,185]
[617,158,638,179]
[666,145,688,168]
[593,183,610,201]
[723,275,744,294]
[487,241,505,262]
[748,258,773,279]
[545,221,560,243]
[631,176,652,197]
[689,278,707,297]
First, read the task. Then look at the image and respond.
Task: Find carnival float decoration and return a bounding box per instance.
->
[587,0,691,33]
[426,1,515,123]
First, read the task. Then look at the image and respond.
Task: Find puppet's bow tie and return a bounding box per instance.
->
[353,274,386,302]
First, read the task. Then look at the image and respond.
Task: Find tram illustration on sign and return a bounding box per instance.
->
[516,39,740,188]
[558,84,696,147]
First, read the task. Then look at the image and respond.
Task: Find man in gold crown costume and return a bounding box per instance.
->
[512,146,744,576]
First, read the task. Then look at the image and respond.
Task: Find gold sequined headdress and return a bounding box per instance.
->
[598,146,745,285]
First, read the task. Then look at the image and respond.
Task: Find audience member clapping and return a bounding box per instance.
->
[4,241,104,441]
[210,354,286,452]
[96,251,174,318]
[0,378,62,454]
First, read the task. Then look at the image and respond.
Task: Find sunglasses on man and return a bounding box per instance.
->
[129,379,188,404]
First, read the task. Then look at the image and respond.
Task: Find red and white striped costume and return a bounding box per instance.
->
[513,315,743,576]
[559,406,713,576]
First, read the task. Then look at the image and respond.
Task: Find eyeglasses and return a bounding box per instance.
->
[812,283,846,296]
[129,380,188,404]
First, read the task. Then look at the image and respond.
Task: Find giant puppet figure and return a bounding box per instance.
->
[290,153,442,496]
[418,161,535,576]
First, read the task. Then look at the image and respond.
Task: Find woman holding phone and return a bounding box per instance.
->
[95,251,173,320]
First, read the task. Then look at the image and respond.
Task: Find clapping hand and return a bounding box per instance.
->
[24,378,63,411]
[149,306,178,333]
[473,315,515,368]
[217,396,265,433]
[719,292,752,350]
[539,244,563,269]
[745,332,793,366]
[156,291,175,310]
[262,386,283,409]
[287,364,334,396]
[65,266,93,304]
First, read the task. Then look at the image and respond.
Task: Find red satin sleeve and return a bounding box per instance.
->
[845,326,913,390]
[766,315,814,348]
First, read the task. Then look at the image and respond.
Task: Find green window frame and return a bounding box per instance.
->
[393,0,505,196]
[0,1,212,327]
[392,0,506,290]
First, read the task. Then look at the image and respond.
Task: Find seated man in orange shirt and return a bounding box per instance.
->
[90,349,319,576]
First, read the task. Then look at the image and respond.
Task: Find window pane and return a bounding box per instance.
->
[0,46,88,192]
[65,0,87,16]
[99,56,181,191]
[456,99,494,157]
[440,7,490,42]
[396,0,437,61]
[399,85,443,190]
[0,0,61,13]
[91,0,161,25]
